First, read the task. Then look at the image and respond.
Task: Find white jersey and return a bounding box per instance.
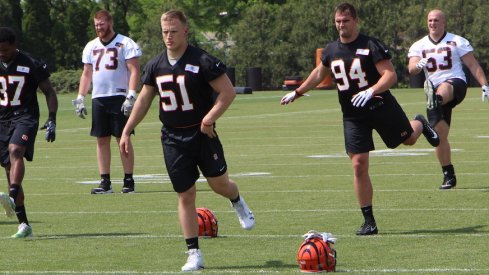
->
[82,34,142,98]
[408,32,472,87]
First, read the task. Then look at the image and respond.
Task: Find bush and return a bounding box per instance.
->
[50,69,83,94]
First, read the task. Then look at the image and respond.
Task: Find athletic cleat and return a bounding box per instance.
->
[121,178,135,193]
[91,179,113,194]
[231,196,255,230]
[439,176,456,190]
[0,192,15,218]
[356,222,378,236]
[424,78,437,110]
[181,248,204,272]
[415,114,440,147]
[11,223,33,238]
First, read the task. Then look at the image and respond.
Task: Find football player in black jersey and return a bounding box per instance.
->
[119,10,255,271]
[0,27,58,238]
[281,3,439,235]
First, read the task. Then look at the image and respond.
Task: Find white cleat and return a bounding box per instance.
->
[231,196,255,230]
[181,249,204,272]
[0,192,15,218]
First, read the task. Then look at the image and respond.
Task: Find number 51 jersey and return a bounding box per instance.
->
[141,45,227,128]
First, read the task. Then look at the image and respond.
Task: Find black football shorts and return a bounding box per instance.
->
[0,116,38,167]
[90,96,129,138]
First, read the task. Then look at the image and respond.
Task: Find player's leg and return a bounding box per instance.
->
[117,136,135,193]
[91,136,113,194]
[349,152,377,235]
[207,174,255,230]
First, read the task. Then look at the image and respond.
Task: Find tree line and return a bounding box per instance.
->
[1,0,488,91]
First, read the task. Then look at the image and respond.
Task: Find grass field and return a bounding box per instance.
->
[0,88,488,274]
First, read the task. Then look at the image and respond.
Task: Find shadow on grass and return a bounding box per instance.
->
[387,224,488,235]
[29,232,148,240]
[210,260,298,270]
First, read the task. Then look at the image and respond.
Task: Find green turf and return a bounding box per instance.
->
[0,88,488,274]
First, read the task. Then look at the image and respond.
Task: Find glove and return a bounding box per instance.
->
[483,84,489,102]
[121,90,137,116]
[72,95,87,119]
[351,88,374,107]
[40,119,56,142]
[280,90,307,105]
[416,57,429,70]
[302,230,337,244]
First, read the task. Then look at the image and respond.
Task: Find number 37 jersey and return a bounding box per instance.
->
[0,51,49,120]
[141,45,227,128]
[322,33,394,117]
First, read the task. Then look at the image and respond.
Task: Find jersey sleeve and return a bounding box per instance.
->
[455,36,474,57]
[123,38,143,60]
[200,53,227,82]
[368,38,391,63]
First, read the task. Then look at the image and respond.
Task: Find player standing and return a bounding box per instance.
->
[73,10,142,194]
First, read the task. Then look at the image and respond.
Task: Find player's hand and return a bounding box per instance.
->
[351,88,374,107]
[281,90,305,105]
[482,84,489,102]
[121,90,137,117]
[40,119,56,142]
[72,95,87,119]
[416,58,429,70]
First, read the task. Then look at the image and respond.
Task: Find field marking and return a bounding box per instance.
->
[2,269,489,274]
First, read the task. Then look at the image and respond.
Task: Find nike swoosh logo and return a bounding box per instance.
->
[429,128,438,139]
[370,226,377,232]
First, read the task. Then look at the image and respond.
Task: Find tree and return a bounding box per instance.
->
[0,0,23,42]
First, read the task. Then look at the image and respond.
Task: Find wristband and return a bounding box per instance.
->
[48,112,56,122]
[77,94,84,101]
[128,90,137,99]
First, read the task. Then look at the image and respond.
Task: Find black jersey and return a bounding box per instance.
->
[322,33,394,117]
[0,51,48,120]
[141,45,227,128]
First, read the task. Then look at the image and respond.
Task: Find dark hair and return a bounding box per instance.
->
[335,2,357,19]
[0,27,16,44]
[94,10,113,22]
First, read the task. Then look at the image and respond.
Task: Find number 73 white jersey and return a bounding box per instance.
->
[82,34,142,99]
[408,32,472,87]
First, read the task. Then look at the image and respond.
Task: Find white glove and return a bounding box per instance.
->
[71,95,87,119]
[416,57,429,70]
[302,230,337,244]
[121,90,137,117]
[351,88,374,107]
[280,90,308,105]
[482,84,489,102]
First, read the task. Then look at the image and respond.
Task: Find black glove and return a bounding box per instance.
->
[40,113,56,142]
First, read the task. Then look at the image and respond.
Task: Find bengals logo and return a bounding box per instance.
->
[21,134,28,141]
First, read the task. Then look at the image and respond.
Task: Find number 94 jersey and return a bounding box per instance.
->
[322,33,394,117]
[141,45,227,128]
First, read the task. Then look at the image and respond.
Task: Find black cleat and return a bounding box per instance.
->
[439,176,456,190]
[121,178,135,194]
[356,222,378,236]
[415,114,440,147]
[91,179,113,194]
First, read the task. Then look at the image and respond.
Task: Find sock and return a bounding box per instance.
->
[124,173,133,181]
[442,164,455,179]
[9,184,21,202]
[230,194,240,204]
[101,174,110,182]
[185,237,199,250]
[361,205,375,224]
[15,205,29,225]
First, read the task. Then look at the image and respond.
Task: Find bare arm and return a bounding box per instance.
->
[126,57,140,91]
[296,63,332,95]
[39,78,58,116]
[202,73,236,138]
[370,59,397,95]
[462,53,488,86]
[120,84,157,155]
[78,63,93,96]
